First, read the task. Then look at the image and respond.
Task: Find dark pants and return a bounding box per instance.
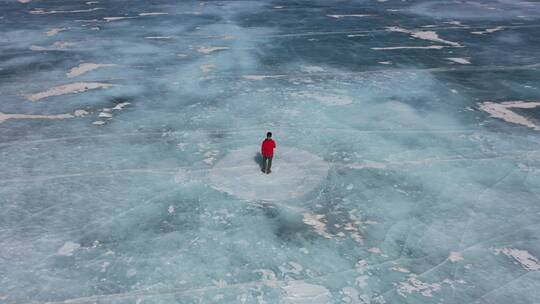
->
[262,156,273,173]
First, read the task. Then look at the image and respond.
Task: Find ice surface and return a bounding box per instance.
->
[1,0,540,303]
[209,146,329,202]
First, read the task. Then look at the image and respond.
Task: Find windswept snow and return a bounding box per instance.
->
[66,63,116,78]
[197,46,230,54]
[25,82,114,101]
[479,101,540,130]
[386,27,462,47]
[494,248,540,271]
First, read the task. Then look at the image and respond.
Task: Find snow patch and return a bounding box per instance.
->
[74,110,89,117]
[327,14,373,18]
[104,16,137,22]
[397,276,442,297]
[390,266,411,273]
[493,247,540,271]
[303,213,333,239]
[0,112,74,124]
[25,82,114,102]
[98,112,112,118]
[145,36,172,39]
[446,57,471,64]
[67,63,116,78]
[112,102,130,110]
[386,26,462,47]
[197,46,229,54]
[479,101,540,130]
[372,45,447,50]
[471,26,504,35]
[139,12,168,16]
[30,8,103,14]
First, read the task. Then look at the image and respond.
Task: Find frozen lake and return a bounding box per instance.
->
[1,0,540,303]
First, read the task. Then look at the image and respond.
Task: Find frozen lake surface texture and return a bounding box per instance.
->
[1,0,540,303]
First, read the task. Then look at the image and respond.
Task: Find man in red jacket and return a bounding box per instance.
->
[261,132,276,174]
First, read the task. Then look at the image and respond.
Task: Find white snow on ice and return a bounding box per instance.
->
[25,82,114,102]
[385,26,462,47]
[242,75,287,80]
[479,101,540,130]
[67,63,116,78]
[197,46,230,54]
[327,14,373,18]
[303,213,333,239]
[0,112,74,124]
[494,247,540,271]
[446,57,471,64]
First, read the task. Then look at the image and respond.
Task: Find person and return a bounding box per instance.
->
[261,132,276,174]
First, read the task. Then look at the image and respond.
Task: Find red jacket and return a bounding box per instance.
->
[261,139,276,157]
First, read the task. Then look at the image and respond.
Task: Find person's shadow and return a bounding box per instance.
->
[253,152,263,170]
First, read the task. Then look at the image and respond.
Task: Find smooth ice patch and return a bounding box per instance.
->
[209,146,330,201]
[281,281,332,304]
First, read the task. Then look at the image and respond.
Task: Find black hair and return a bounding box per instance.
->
[266,132,272,138]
